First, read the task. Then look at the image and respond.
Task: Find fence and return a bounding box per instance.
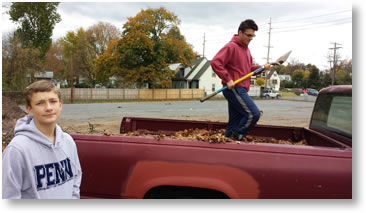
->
[60,88,205,101]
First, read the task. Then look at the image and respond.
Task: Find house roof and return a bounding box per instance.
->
[185,57,206,79]
[168,63,181,71]
[172,57,213,81]
[193,60,211,80]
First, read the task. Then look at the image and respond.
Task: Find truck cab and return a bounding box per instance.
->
[310,85,352,147]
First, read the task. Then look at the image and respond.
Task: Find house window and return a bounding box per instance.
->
[212,71,216,78]
[251,80,255,85]
[212,84,216,92]
[272,79,278,85]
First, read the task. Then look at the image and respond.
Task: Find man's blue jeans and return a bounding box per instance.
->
[222,87,261,138]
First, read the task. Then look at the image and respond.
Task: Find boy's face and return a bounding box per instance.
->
[238,29,255,46]
[26,91,63,126]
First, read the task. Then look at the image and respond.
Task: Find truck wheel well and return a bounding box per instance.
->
[143,185,230,199]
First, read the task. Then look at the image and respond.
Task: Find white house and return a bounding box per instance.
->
[27,71,53,81]
[259,70,281,91]
[171,57,222,96]
[279,74,292,82]
[34,71,54,80]
[193,60,223,96]
[171,57,263,97]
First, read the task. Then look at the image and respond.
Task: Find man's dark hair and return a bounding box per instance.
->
[238,19,258,33]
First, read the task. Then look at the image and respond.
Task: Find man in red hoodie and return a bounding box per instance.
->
[211,19,270,141]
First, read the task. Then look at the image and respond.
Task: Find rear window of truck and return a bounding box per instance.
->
[311,93,352,139]
[327,96,352,135]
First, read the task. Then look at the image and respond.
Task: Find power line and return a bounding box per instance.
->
[192,10,351,44]
[273,9,351,23]
[272,20,351,33]
[273,17,351,30]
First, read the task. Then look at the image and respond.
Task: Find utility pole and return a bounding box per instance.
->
[202,32,206,58]
[328,60,333,75]
[264,17,273,89]
[329,42,342,85]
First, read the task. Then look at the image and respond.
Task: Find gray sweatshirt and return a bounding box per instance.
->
[2,115,82,199]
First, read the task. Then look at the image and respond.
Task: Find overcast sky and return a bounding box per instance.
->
[2,1,352,71]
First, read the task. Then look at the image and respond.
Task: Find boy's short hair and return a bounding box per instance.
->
[238,19,258,33]
[25,80,61,107]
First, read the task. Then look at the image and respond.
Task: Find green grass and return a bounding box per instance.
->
[279,91,299,97]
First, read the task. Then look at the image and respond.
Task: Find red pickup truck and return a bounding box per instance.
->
[72,85,352,199]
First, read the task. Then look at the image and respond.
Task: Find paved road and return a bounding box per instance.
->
[20,96,315,128]
[48,97,316,127]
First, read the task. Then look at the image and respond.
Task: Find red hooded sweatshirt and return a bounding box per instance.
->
[211,34,262,92]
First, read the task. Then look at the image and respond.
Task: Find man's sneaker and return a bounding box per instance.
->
[232,131,245,141]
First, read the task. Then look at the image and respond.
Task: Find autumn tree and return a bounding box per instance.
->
[342,59,352,74]
[270,64,283,75]
[43,41,66,81]
[59,23,121,87]
[320,72,332,87]
[88,22,121,56]
[73,28,97,87]
[8,2,61,60]
[256,78,265,87]
[59,29,80,87]
[335,59,352,85]
[335,67,352,85]
[86,22,121,87]
[106,7,195,88]
[2,32,42,91]
[292,69,305,88]
[94,39,121,87]
[59,27,100,87]
[306,65,321,89]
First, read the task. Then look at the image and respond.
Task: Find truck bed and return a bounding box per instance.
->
[72,117,351,199]
[120,117,351,149]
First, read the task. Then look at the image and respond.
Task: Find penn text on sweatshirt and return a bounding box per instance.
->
[2,115,82,199]
[210,34,262,92]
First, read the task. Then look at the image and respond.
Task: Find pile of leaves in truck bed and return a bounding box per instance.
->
[122,128,308,146]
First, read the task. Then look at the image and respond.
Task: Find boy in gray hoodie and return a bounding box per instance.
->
[2,80,82,199]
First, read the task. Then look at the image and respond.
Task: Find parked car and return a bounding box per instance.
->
[263,90,281,99]
[307,88,319,96]
[293,88,303,96]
